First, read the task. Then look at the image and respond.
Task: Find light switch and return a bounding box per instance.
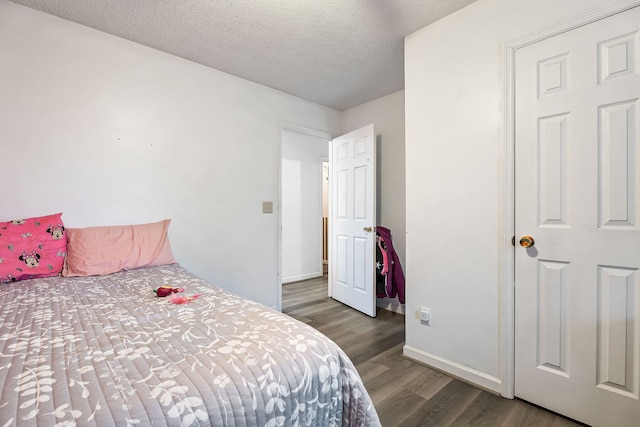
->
[262,201,273,214]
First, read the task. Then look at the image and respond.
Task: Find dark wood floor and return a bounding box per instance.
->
[282,275,584,427]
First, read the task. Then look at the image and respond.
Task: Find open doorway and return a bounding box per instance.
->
[279,123,378,317]
[280,126,330,291]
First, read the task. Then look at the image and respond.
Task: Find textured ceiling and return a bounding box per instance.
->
[9,0,477,110]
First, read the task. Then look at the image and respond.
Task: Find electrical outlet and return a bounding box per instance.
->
[262,201,273,214]
[419,307,431,326]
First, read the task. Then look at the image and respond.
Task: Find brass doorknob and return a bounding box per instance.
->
[363,226,374,233]
[519,235,535,248]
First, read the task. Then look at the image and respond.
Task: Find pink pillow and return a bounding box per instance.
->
[0,213,67,283]
[63,219,177,277]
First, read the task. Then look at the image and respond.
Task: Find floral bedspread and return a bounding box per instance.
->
[0,264,380,426]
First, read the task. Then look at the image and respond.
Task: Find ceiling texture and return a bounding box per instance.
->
[9,0,477,110]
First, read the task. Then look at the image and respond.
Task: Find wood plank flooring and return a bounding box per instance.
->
[282,275,585,427]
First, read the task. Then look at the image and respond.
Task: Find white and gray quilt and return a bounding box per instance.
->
[0,264,380,426]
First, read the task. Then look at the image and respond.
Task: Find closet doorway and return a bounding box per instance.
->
[506,5,640,426]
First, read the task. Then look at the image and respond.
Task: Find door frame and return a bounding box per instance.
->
[277,122,332,311]
[501,0,640,399]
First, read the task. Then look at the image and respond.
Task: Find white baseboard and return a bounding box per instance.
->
[403,345,502,395]
[282,272,323,284]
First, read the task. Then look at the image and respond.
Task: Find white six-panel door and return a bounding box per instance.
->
[514,7,640,427]
[330,124,376,317]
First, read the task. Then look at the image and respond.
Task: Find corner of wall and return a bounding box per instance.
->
[403,345,502,394]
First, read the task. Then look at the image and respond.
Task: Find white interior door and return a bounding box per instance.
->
[330,124,376,317]
[514,7,640,427]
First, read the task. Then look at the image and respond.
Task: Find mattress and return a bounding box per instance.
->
[0,264,380,426]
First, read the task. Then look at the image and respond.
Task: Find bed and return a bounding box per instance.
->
[0,215,380,426]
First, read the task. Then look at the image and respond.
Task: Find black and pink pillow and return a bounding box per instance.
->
[0,213,67,283]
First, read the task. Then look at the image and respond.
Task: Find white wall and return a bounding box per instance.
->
[0,0,341,309]
[342,91,406,313]
[281,130,328,283]
[404,0,614,391]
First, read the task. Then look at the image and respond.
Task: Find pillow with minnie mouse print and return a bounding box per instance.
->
[0,213,67,284]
